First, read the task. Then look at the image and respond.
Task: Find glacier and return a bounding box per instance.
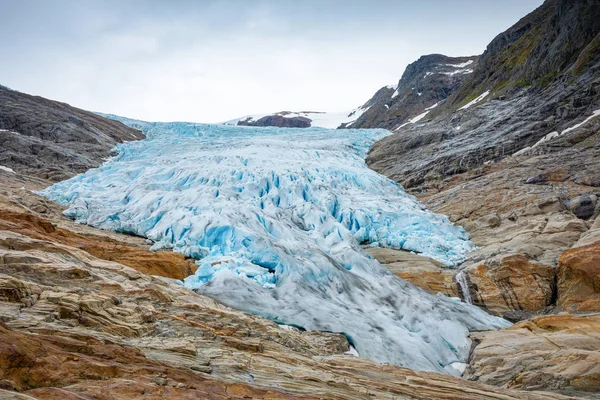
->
[40,116,509,375]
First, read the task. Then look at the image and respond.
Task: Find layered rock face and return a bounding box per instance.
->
[466,315,600,395]
[0,85,144,181]
[558,240,600,311]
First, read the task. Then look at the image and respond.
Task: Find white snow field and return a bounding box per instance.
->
[41,117,509,375]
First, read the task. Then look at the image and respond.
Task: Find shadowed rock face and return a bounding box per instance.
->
[0,85,144,181]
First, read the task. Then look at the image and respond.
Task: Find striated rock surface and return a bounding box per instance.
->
[365,247,459,297]
[460,255,555,314]
[466,314,600,397]
[557,241,600,311]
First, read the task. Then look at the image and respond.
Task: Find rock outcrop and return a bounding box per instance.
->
[460,256,555,314]
[466,314,600,396]
[557,240,600,311]
[365,247,460,297]
[0,85,144,181]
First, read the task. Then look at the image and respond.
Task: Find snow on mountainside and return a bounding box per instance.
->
[223,106,370,129]
[347,54,479,130]
[41,118,509,375]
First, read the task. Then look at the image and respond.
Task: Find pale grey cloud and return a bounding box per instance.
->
[0,0,544,122]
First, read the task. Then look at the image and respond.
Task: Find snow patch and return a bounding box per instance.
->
[458,90,490,111]
[345,345,360,357]
[449,362,468,374]
[440,69,473,76]
[0,165,15,174]
[445,60,473,68]
[395,102,440,131]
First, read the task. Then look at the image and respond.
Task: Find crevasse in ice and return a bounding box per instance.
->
[40,116,510,375]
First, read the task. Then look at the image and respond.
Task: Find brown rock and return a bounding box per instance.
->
[0,211,196,281]
[463,255,555,313]
[365,248,459,297]
[557,240,600,311]
[466,314,600,395]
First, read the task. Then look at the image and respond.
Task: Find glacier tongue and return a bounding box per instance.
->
[40,117,509,375]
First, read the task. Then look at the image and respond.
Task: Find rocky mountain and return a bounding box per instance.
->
[237,113,312,128]
[365,0,600,189]
[350,54,478,130]
[0,85,144,182]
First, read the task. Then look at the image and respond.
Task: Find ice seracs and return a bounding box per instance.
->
[41,118,509,376]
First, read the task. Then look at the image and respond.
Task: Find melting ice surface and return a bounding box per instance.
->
[41,117,509,375]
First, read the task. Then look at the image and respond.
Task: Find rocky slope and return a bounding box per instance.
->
[0,85,144,182]
[366,0,600,189]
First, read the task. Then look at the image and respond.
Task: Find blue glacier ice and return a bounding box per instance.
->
[40,116,509,375]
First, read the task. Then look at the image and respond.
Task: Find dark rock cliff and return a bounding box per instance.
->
[0,85,144,181]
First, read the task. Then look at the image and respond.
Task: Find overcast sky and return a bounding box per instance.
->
[1,0,543,123]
